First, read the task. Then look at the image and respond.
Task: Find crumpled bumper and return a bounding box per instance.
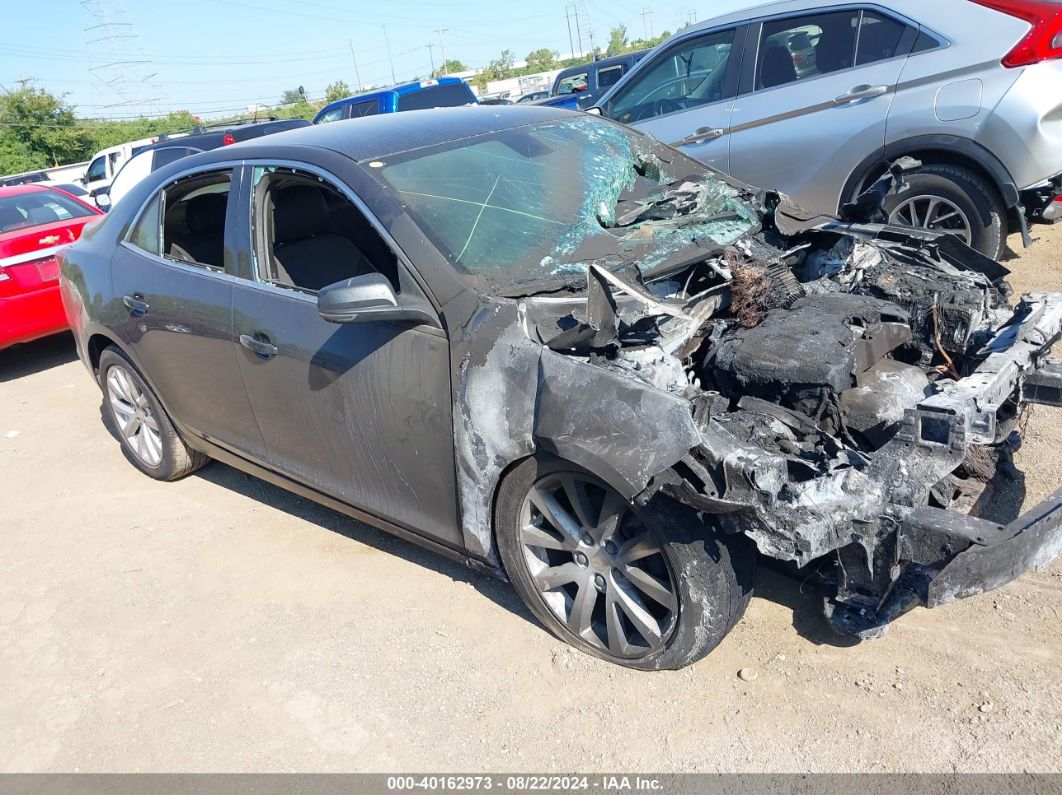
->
[923,487,1062,606]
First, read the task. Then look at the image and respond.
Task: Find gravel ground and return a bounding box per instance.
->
[1,225,1060,773]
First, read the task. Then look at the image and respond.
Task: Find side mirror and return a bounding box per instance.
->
[317,273,439,327]
[95,193,111,210]
[585,106,603,116]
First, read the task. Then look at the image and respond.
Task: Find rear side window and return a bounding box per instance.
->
[597,64,626,89]
[397,83,474,111]
[129,193,163,256]
[556,72,588,95]
[163,171,232,270]
[153,147,196,169]
[348,99,379,117]
[856,11,914,65]
[757,10,859,89]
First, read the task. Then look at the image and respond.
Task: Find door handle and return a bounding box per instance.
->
[122,294,149,317]
[239,333,278,360]
[834,84,888,105]
[670,126,725,147]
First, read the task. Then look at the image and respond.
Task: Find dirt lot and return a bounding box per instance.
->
[1,226,1060,774]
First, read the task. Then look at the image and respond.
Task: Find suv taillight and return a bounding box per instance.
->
[222,132,235,145]
[972,0,1062,66]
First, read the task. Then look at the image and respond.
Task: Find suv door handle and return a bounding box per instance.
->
[122,294,149,317]
[239,333,278,360]
[670,126,725,147]
[834,84,888,105]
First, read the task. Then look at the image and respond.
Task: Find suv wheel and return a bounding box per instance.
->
[883,164,1007,259]
[495,455,754,670]
[99,346,209,480]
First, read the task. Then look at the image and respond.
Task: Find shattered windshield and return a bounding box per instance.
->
[374,116,759,292]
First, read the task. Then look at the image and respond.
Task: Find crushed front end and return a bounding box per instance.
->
[519,185,1062,638]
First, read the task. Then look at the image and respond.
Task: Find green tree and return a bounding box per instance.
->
[279,87,305,106]
[0,85,92,172]
[486,49,516,80]
[525,48,558,72]
[437,58,468,76]
[325,80,352,103]
[606,25,629,57]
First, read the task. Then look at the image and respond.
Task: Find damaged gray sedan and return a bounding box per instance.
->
[60,107,1062,670]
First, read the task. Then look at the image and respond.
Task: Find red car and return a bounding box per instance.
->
[0,184,103,350]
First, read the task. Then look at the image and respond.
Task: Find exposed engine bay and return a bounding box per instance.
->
[497,195,1062,638]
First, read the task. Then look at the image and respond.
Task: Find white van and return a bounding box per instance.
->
[82,136,165,206]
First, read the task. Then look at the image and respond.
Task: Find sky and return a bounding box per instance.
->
[0,0,761,119]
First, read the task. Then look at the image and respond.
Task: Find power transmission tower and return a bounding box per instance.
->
[81,0,164,116]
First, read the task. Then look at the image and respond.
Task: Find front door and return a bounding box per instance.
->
[727,8,913,214]
[230,164,462,547]
[607,25,743,174]
[109,167,266,460]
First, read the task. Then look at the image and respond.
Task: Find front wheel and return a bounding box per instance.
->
[495,455,754,670]
[99,346,209,481]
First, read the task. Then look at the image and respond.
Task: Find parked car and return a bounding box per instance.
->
[516,90,550,103]
[314,77,477,123]
[81,136,159,206]
[59,107,1062,670]
[1,184,103,350]
[537,51,649,110]
[104,118,312,209]
[592,0,1062,258]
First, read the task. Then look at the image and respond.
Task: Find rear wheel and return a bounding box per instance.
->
[495,455,754,670]
[99,346,208,480]
[883,164,1007,259]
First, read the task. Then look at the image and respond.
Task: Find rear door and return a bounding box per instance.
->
[604,25,745,174]
[228,161,462,547]
[109,166,267,460]
[727,8,915,213]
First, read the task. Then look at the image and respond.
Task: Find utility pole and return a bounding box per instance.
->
[564,5,575,59]
[641,7,654,39]
[587,29,596,58]
[348,39,362,90]
[573,2,583,56]
[435,27,449,74]
[383,25,397,84]
[426,42,436,76]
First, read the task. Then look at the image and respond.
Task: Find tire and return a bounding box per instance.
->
[883,164,1007,260]
[495,454,754,671]
[98,346,209,481]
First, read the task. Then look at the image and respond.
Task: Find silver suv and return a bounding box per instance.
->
[594,0,1062,258]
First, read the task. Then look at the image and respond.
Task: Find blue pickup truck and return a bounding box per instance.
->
[314,77,477,123]
[536,51,649,110]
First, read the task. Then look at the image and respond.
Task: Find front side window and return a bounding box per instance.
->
[374,116,757,293]
[556,72,588,95]
[250,166,398,293]
[757,10,859,89]
[317,107,345,124]
[607,28,736,123]
[85,157,107,182]
[159,170,232,270]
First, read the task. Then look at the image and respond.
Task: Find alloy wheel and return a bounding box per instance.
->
[106,364,163,467]
[518,472,678,659]
[888,195,973,245]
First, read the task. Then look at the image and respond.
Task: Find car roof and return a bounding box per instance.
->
[223,105,578,163]
[679,0,855,31]
[314,77,471,115]
[134,118,312,155]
